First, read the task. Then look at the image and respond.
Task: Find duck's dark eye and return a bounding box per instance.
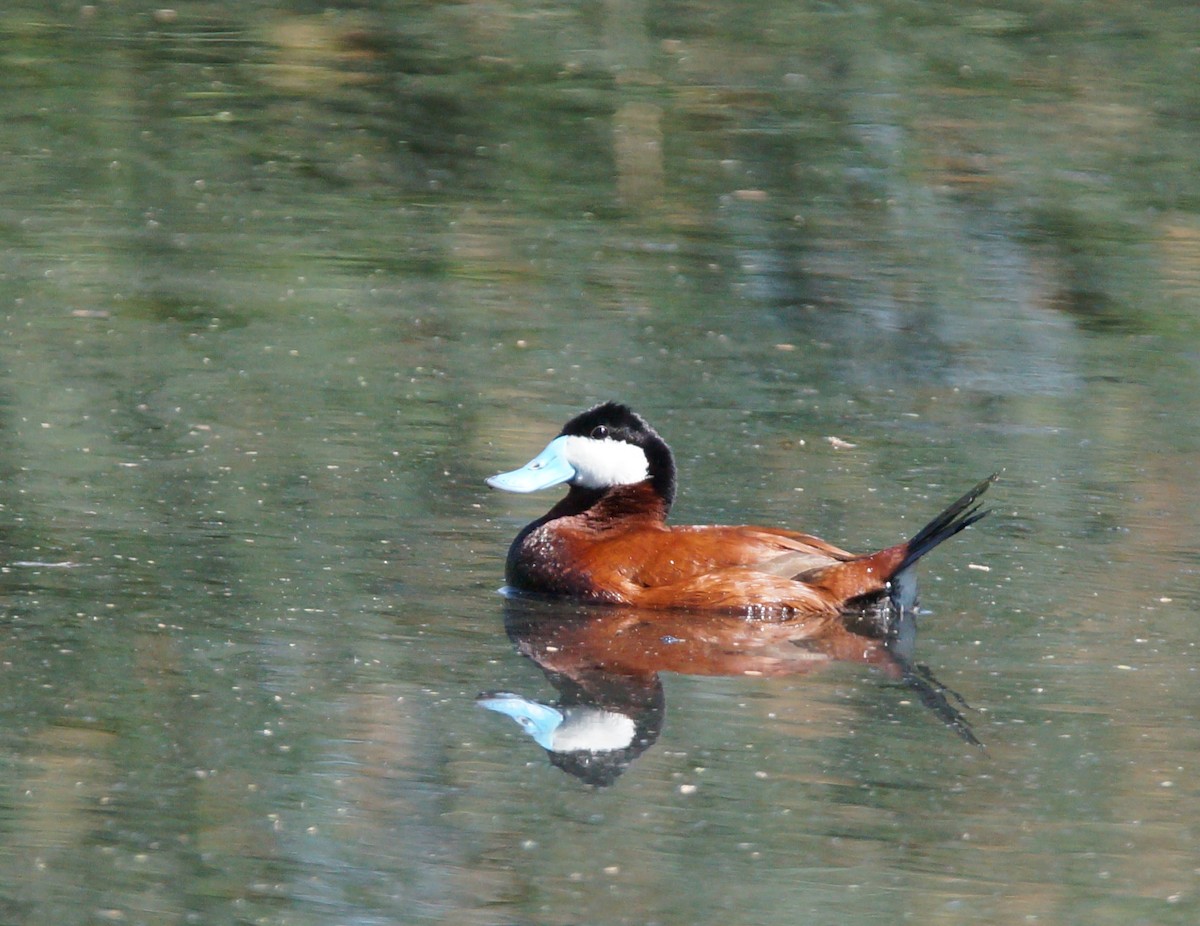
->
[591,425,610,439]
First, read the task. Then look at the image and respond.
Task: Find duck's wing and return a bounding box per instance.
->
[590,525,852,615]
[733,528,853,577]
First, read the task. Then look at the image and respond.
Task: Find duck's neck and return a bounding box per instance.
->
[544,480,669,528]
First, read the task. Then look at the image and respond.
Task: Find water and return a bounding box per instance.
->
[2,1,1200,924]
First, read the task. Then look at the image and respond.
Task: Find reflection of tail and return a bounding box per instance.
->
[898,660,982,747]
[805,474,996,616]
[881,607,984,747]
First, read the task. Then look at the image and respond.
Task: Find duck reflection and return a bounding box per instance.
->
[479,596,978,785]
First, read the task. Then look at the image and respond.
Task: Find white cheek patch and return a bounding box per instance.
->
[560,435,650,489]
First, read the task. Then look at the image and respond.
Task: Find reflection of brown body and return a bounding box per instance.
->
[483,598,980,785]
[510,601,906,682]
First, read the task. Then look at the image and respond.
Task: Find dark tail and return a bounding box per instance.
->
[883,473,996,615]
[807,473,997,610]
[897,473,997,575]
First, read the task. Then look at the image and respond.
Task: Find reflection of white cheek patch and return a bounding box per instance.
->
[551,708,637,752]
[562,436,649,488]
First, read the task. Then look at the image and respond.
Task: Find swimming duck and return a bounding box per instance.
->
[487,402,993,622]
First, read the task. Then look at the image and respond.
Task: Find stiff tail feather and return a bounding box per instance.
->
[885,472,996,614]
[896,473,997,576]
[802,474,997,619]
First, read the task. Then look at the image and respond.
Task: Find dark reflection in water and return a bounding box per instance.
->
[481,593,979,785]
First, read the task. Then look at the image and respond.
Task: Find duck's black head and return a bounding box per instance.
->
[487,401,677,510]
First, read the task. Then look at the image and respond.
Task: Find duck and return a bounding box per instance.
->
[486,401,994,624]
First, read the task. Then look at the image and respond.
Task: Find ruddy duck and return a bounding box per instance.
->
[487,402,993,622]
